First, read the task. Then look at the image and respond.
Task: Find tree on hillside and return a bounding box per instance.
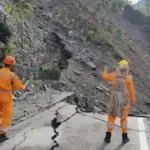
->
[145,0,150,13]
[0,23,11,44]
[110,0,128,13]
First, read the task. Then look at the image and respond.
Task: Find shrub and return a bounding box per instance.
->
[0,38,17,63]
[111,0,126,13]
[143,25,150,33]
[0,23,11,44]
[115,28,124,40]
[113,52,123,60]
[124,5,134,22]
[87,30,114,48]
[0,47,6,62]
[0,23,12,62]
[145,16,150,25]
[132,10,145,25]
[5,38,17,56]
[32,80,42,87]
[39,68,61,80]
[5,0,34,21]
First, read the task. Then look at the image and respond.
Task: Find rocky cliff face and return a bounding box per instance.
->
[1,0,150,117]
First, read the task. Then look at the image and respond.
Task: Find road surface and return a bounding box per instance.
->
[0,102,150,150]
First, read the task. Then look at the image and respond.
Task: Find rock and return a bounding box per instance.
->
[51,82,62,90]
[75,54,81,61]
[60,81,67,86]
[58,43,73,70]
[101,85,109,92]
[74,70,81,76]
[129,108,140,116]
[91,72,97,77]
[80,36,86,42]
[0,5,6,16]
[61,43,73,59]
[46,32,73,70]
[96,86,103,92]
[13,95,17,101]
[44,84,48,91]
[106,92,110,97]
[99,101,107,108]
[143,99,150,105]
[96,84,109,92]
[14,91,22,97]
[42,12,53,19]
[70,41,75,44]
[68,30,75,40]
[58,58,69,70]
[93,106,102,113]
[86,61,97,70]
[30,84,35,88]
[82,84,86,87]
[92,99,100,106]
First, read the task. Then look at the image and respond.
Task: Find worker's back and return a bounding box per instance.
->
[0,67,13,91]
[105,72,132,89]
[102,71,135,103]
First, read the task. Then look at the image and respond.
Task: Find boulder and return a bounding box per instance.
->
[74,70,81,76]
[86,61,97,70]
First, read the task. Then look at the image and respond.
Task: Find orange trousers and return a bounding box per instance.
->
[107,108,129,133]
[0,92,13,134]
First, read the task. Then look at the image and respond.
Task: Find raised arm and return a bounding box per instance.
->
[102,66,112,81]
[102,71,112,81]
[13,75,26,90]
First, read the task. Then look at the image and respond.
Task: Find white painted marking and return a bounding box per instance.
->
[138,118,149,150]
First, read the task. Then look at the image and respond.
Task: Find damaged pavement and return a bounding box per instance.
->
[0,92,150,150]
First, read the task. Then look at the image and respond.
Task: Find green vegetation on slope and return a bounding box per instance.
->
[87,30,114,48]
[0,0,34,62]
[5,0,34,21]
[39,68,61,81]
[0,23,12,61]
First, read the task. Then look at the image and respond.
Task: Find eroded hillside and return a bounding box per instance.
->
[0,0,150,123]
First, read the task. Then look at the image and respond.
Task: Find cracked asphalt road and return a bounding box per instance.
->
[12,129,33,150]
[0,101,150,150]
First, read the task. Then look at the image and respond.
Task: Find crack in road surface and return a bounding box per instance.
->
[50,109,62,150]
[50,103,150,150]
[79,112,150,132]
[10,100,149,150]
[12,128,34,150]
[50,105,79,150]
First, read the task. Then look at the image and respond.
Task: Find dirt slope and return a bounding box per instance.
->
[39,0,150,114]
[1,0,150,120]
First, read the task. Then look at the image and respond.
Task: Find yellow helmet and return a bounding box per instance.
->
[118,60,128,66]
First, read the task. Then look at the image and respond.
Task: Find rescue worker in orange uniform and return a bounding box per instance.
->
[102,60,135,144]
[0,56,26,142]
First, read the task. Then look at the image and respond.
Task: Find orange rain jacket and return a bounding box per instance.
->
[0,67,26,134]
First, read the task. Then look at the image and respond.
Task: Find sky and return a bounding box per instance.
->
[130,0,140,4]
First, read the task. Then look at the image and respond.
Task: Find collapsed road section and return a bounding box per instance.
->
[50,104,78,150]
[0,98,150,150]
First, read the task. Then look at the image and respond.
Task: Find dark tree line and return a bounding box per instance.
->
[124,4,150,31]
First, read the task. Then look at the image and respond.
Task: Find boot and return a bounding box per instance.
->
[122,133,129,144]
[104,132,111,143]
[0,134,9,142]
